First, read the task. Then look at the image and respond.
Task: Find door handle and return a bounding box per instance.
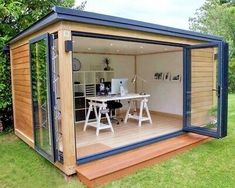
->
[212,85,220,98]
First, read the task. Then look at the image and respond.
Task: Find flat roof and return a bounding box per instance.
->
[8,6,224,44]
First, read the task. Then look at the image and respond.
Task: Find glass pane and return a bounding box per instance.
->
[51,37,63,162]
[31,39,53,156]
[189,47,218,131]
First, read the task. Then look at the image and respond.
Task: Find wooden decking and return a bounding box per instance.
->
[76,133,210,188]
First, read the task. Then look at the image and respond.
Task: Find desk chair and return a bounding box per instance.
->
[107,101,123,125]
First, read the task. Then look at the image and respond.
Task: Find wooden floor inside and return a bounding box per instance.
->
[75,113,182,158]
[76,133,210,188]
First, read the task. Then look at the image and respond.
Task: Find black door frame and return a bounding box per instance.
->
[29,33,56,162]
[71,32,227,164]
[183,42,228,138]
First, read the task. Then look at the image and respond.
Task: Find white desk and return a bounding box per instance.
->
[84,93,152,135]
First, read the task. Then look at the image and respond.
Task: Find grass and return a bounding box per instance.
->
[0,95,235,188]
[0,133,82,188]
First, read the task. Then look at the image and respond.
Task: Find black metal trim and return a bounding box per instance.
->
[48,34,58,161]
[183,42,227,138]
[65,40,73,52]
[183,127,219,138]
[72,31,186,164]
[55,6,223,41]
[50,32,63,162]
[29,33,56,162]
[7,6,225,45]
[71,34,79,162]
[219,42,228,137]
[72,31,188,47]
[183,47,191,130]
[183,43,218,49]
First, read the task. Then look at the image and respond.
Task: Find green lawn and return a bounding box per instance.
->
[0,134,82,188]
[1,95,235,188]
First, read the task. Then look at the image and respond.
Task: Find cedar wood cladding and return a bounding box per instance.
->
[11,44,33,140]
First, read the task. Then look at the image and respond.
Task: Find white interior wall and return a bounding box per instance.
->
[73,53,135,108]
[74,51,183,115]
[136,51,183,115]
[73,53,135,87]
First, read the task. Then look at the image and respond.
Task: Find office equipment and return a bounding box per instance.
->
[120,81,125,96]
[73,71,114,122]
[84,93,152,135]
[111,78,128,95]
[124,97,152,127]
[107,101,123,124]
[84,102,114,136]
[96,81,111,96]
[131,75,147,95]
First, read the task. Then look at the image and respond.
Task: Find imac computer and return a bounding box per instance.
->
[111,78,128,95]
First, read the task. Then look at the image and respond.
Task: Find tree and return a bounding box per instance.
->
[189,0,235,93]
[0,0,87,131]
[189,0,235,57]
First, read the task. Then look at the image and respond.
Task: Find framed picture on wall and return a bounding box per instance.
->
[171,74,181,82]
[164,72,171,81]
[154,72,164,80]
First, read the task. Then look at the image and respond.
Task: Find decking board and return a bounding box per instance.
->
[76,133,210,187]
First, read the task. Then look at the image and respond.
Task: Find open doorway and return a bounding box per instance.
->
[72,34,184,161]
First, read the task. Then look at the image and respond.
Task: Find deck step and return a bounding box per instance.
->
[76,133,210,188]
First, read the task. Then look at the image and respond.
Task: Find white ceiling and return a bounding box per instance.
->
[72,36,182,55]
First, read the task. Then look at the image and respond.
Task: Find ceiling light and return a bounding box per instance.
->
[88,48,91,50]
[110,43,113,46]
[140,46,143,49]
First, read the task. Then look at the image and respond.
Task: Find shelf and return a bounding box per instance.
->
[73,70,115,122]
[75,108,86,110]
[74,84,84,86]
[74,97,85,99]
[73,70,114,73]
[85,83,95,85]
[75,116,108,124]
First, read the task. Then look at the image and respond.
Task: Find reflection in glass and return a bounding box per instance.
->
[189,47,218,131]
[31,39,53,155]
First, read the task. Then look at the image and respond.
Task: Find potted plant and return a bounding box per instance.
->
[103,58,111,71]
[205,106,217,129]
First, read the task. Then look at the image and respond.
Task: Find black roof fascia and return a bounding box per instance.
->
[7,6,224,44]
[54,6,223,42]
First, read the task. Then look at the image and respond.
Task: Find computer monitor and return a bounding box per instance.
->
[111,78,128,95]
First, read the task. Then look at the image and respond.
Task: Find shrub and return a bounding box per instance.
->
[228,58,235,93]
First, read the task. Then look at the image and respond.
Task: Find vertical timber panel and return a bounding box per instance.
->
[191,48,215,126]
[11,44,34,146]
[212,54,217,105]
[58,30,76,174]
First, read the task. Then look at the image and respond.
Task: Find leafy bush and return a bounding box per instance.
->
[228,59,235,93]
[0,49,12,132]
[0,0,77,131]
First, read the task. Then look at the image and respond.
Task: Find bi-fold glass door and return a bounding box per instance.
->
[183,42,228,138]
[30,33,56,162]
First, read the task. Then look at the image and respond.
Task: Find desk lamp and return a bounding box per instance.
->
[131,75,147,95]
